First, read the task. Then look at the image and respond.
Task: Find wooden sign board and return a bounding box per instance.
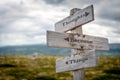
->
[47,31,109,51]
[56,50,98,73]
[55,5,94,32]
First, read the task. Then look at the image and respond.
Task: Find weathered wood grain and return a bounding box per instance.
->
[55,5,94,32]
[47,31,109,51]
[56,50,98,73]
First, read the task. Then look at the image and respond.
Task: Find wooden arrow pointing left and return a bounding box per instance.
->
[47,31,109,51]
[56,50,98,73]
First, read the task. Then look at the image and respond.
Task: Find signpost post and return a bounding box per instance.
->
[47,5,109,80]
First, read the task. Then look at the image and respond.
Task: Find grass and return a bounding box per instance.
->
[0,55,120,80]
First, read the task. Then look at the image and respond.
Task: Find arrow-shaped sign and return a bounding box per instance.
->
[56,50,98,73]
[47,31,109,51]
[55,5,94,32]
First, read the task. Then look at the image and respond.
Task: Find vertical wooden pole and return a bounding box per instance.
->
[70,8,85,80]
[72,69,84,80]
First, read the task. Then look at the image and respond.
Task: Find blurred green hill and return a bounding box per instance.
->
[0,43,120,56]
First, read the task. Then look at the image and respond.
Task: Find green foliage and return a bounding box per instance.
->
[92,67,120,80]
[0,64,17,67]
[34,76,57,80]
[0,55,120,80]
[93,75,120,80]
[104,67,120,74]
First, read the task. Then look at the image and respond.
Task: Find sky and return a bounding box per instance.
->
[0,0,120,46]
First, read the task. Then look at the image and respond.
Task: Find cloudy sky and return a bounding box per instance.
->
[0,0,120,46]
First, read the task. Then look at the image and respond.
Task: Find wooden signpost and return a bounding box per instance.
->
[55,5,94,32]
[47,31,109,51]
[56,50,98,73]
[47,5,109,80]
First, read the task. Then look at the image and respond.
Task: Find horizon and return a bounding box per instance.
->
[0,43,120,48]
